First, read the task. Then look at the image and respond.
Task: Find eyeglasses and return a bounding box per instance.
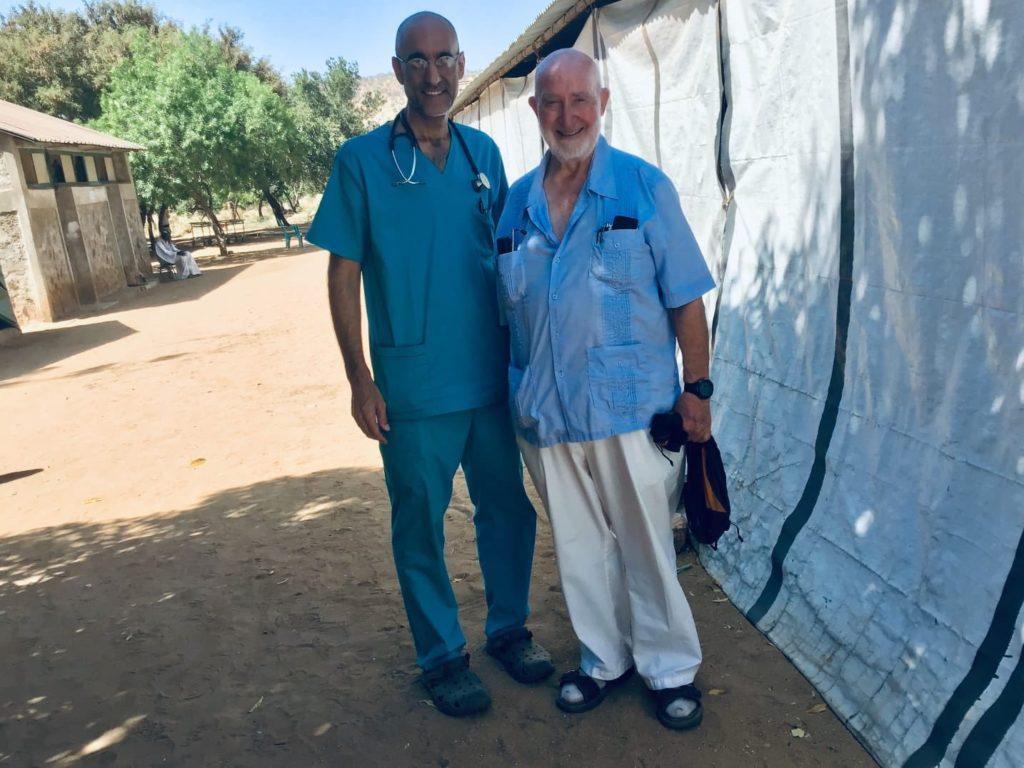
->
[395,53,461,73]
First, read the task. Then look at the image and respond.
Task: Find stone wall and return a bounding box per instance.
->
[117,176,151,277]
[0,211,34,326]
[0,136,45,325]
[27,205,77,319]
[72,187,122,299]
[0,139,151,322]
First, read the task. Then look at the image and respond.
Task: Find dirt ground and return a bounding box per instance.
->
[0,241,878,768]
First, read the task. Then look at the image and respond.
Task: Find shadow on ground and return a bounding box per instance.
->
[0,468,875,768]
[195,242,319,269]
[0,321,136,383]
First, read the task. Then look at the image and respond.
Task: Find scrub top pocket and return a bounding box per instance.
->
[371,343,432,417]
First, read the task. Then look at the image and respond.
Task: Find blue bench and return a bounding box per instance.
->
[280,224,306,248]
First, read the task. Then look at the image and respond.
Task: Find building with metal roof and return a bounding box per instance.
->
[0,99,150,328]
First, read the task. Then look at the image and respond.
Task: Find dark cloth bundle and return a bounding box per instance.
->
[681,437,733,550]
[649,411,735,549]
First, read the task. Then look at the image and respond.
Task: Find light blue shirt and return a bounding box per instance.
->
[495,136,715,447]
[307,121,510,420]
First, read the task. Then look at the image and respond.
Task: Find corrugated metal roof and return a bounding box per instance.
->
[452,0,598,114]
[0,99,143,151]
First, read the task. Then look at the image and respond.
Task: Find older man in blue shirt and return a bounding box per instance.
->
[496,49,716,730]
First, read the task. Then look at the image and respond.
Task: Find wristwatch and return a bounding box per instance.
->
[684,378,714,400]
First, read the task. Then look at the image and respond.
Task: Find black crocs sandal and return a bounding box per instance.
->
[421,654,491,717]
[652,683,703,730]
[555,666,635,714]
[485,627,554,684]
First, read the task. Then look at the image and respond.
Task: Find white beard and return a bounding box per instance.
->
[543,123,600,163]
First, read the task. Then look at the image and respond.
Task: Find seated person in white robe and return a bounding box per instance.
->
[154,228,202,279]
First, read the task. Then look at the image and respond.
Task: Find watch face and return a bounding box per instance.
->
[689,379,714,399]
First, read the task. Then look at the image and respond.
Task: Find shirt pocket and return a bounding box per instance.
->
[497,248,527,306]
[591,229,648,289]
[587,343,651,416]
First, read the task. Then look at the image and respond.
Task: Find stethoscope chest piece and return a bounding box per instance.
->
[473,172,491,192]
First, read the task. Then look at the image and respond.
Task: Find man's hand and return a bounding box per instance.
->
[328,256,388,442]
[675,392,712,444]
[350,370,390,443]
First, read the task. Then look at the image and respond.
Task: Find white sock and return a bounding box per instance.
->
[560,677,606,704]
[665,697,698,718]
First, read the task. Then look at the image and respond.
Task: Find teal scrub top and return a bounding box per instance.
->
[307,120,510,421]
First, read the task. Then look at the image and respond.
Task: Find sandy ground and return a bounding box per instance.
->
[0,241,878,767]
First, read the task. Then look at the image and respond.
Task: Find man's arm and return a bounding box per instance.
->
[327,256,389,443]
[672,297,712,443]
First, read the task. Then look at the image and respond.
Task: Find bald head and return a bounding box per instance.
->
[395,11,458,56]
[534,49,601,99]
[529,48,607,163]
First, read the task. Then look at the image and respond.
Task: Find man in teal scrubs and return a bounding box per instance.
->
[306,12,552,717]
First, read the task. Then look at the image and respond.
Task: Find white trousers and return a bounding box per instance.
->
[175,250,201,279]
[519,429,702,690]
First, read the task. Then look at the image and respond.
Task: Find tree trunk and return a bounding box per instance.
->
[158,204,170,231]
[263,189,289,226]
[284,190,300,213]
[196,204,228,257]
[140,203,155,250]
[229,200,240,221]
[257,198,264,219]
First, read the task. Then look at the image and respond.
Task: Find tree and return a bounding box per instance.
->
[230,70,304,226]
[96,29,301,256]
[0,1,164,121]
[288,58,383,193]
[217,24,285,97]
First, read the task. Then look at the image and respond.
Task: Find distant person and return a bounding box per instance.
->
[306,11,552,717]
[154,227,202,280]
[495,49,716,730]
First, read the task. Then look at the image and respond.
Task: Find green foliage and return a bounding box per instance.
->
[0,1,164,121]
[95,29,303,250]
[217,24,285,97]
[1,2,381,239]
[288,58,383,191]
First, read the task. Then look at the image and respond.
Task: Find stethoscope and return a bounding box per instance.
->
[389,110,491,194]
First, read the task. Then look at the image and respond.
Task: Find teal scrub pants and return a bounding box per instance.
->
[380,402,537,671]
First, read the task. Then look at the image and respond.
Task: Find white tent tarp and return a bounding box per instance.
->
[455,1,1024,766]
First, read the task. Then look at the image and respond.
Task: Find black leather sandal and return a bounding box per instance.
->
[651,683,703,730]
[555,666,635,714]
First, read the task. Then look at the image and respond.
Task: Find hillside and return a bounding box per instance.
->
[358,70,480,126]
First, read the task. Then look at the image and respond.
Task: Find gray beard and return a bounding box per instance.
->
[543,126,599,163]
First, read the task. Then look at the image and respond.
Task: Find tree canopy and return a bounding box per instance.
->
[0,1,165,121]
[0,2,381,253]
[289,58,383,192]
[95,29,305,254]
